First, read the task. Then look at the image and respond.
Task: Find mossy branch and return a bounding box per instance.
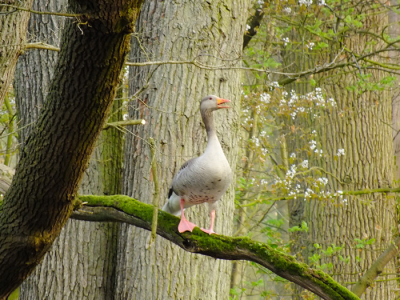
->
[71,195,360,300]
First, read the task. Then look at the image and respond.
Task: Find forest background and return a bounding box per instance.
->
[1,0,400,299]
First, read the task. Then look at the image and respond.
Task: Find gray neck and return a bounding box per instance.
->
[201,108,223,154]
[201,109,216,138]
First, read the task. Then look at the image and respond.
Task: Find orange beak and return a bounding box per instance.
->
[217,97,231,109]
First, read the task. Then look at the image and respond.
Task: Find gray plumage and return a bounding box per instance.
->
[162,95,232,233]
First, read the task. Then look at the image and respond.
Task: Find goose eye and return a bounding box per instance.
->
[209,97,212,100]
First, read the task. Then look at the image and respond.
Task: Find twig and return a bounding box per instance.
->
[25,42,60,52]
[148,137,160,247]
[103,119,146,130]
[0,4,82,18]
[242,186,400,206]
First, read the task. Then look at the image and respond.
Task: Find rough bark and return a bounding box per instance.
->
[118,0,249,299]
[0,0,34,107]
[13,0,65,146]
[321,72,396,299]
[389,0,400,178]
[0,0,143,297]
[286,5,398,299]
[14,1,124,297]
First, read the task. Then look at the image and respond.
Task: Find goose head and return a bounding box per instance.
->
[200,95,230,112]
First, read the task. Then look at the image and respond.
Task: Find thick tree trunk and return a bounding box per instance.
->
[14,1,124,297]
[0,0,34,107]
[389,0,400,179]
[319,75,397,299]
[0,0,142,297]
[286,6,398,299]
[117,0,248,298]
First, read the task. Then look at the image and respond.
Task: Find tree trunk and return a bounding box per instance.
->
[286,6,398,299]
[0,0,34,107]
[0,0,142,297]
[389,0,400,180]
[14,1,124,297]
[117,0,248,298]
[319,75,396,299]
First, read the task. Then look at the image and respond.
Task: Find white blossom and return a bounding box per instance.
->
[318,177,328,186]
[309,140,317,150]
[284,7,292,13]
[315,149,323,157]
[337,148,345,156]
[283,37,290,46]
[260,92,271,104]
[271,81,280,88]
[305,188,314,199]
[252,137,260,147]
[301,160,309,169]
[299,0,312,6]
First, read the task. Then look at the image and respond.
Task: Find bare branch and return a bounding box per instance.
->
[352,237,400,296]
[0,4,81,18]
[103,119,146,130]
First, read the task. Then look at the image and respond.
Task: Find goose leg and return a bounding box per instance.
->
[201,210,216,235]
[178,198,197,233]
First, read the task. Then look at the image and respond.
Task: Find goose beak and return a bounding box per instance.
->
[217,97,231,109]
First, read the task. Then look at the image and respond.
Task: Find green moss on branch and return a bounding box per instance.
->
[74,195,360,300]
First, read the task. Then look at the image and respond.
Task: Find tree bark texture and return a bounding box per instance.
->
[13,0,65,147]
[286,7,398,299]
[389,0,400,180]
[318,72,397,299]
[14,1,124,297]
[0,0,142,297]
[118,0,249,299]
[0,0,34,107]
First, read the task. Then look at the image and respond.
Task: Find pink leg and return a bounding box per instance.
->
[178,199,197,233]
[201,210,216,235]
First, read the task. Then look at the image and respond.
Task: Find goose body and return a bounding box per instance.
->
[162,95,232,234]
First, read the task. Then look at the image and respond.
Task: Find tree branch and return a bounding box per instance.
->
[243,5,265,49]
[243,186,400,205]
[0,4,81,18]
[352,237,400,296]
[103,119,146,130]
[71,195,360,300]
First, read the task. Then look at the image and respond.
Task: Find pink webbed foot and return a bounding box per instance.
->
[200,228,216,235]
[178,218,197,233]
[178,198,198,233]
[201,210,216,235]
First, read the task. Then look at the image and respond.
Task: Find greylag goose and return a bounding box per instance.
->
[162,95,232,234]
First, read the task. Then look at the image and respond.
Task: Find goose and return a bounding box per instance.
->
[162,95,232,234]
